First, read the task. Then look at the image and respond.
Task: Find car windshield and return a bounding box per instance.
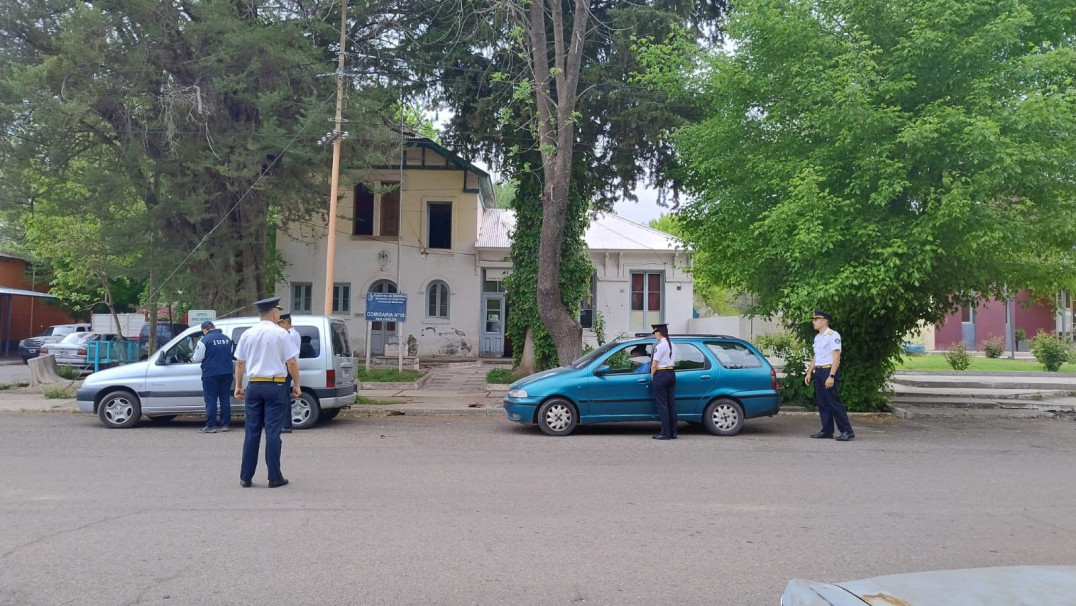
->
[568,341,622,369]
[58,332,94,345]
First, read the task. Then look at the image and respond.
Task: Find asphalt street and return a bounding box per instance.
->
[1,411,1075,605]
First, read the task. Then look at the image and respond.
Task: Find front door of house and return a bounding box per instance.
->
[368,280,397,356]
[480,294,504,357]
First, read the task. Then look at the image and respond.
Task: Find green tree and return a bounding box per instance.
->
[643,0,1076,410]
[398,1,726,366]
[13,156,146,334]
[649,214,738,315]
[0,1,399,312]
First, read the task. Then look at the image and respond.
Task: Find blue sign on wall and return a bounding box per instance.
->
[365,292,407,322]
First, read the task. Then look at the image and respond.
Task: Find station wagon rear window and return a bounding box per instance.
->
[705,342,763,369]
[673,343,709,370]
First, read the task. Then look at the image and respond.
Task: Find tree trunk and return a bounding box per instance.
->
[525,0,590,366]
[516,328,536,376]
[536,182,583,365]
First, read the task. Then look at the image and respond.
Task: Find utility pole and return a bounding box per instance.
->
[323,1,348,315]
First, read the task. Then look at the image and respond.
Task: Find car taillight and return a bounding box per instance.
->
[77,349,87,356]
[326,369,336,388]
[771,368,778,391]
[40,348,49,354]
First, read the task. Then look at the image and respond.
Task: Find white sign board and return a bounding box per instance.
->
[188,309,217,325]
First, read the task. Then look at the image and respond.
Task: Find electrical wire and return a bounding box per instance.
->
[148,89,339,302]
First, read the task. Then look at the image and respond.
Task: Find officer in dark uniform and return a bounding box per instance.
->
[805,311,855,441]
[192,321,234,433]
[650,323,678,440]
[233,297,301,488]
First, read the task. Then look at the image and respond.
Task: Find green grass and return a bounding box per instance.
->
[56,364,82,380]
[354,395,397,405]
[356,368,424,382]
[43,385,76,399]
[897,355,1076,373]
[486,368,518,384]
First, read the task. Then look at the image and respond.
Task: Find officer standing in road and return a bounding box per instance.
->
[192,321,234,433]
[277,310,302,433]
[804,311,855,441]
[233,297,301,488]
[650,323,677,440]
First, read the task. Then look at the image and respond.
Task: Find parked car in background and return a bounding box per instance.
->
[901,341,927,354]
[138,321,189,359]
[78,315,358,429]
[503,335,780,436]
[781,565,1076,605]
[39,332,126,369]
[18,323,91,363]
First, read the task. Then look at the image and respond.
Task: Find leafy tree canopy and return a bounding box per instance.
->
[649,213,738,315]
[643,0,1076,409]
[0,0,401,311]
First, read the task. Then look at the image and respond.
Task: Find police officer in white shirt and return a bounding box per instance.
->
[277,311,302,433]
[233,297,301,488]
[804,311,854,441]
[649,323,678,440]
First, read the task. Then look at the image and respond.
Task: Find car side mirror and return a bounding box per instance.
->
[595,364,610,376]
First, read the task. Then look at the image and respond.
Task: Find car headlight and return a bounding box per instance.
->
[507,388,528,398]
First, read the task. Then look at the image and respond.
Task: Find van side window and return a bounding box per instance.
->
[295,326,320,359]
[165,334,201,364]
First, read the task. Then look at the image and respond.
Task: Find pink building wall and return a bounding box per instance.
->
[935,292,1057,350]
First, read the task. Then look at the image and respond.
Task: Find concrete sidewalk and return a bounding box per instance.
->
[2,367,1076,419]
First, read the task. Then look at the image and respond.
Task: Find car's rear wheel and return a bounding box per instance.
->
[537,398,577,436]
[703,398,744,436]
[320,408,341,422]
[290,392,320,429]
[148,415,177,424]
[98,390,142,428]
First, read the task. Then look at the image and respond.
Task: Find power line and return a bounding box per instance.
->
[148,89,339,302]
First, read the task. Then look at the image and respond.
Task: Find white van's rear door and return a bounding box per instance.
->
[329,321,356,388]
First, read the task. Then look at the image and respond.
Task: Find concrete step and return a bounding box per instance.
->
[890,375,1076,391]
[890,393,1076,406]
[890,406,1063,420]
[889,385,1073,401]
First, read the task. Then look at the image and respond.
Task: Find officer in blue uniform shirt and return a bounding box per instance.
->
[233,297,301,488]
[650,323,678,440]
[804,311,855,441]
[192,321,234,433]
[630,344,651,374]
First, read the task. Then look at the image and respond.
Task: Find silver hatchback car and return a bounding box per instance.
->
[76,315,358,429]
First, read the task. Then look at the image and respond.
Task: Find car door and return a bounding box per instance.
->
[141,329,205,414]
[669,341,714,417]
[703,340,775,415]
[586,343,656,422]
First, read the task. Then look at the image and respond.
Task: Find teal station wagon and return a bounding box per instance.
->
[504,335,780,436]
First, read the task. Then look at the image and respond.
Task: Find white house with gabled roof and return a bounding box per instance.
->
[274,134,693,359]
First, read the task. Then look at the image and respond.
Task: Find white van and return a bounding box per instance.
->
[76,315,358,429]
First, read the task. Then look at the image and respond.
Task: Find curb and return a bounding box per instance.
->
[350,405,504,416]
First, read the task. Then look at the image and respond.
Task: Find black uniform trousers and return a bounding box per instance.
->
[283,376,294,430]
[813,367,853,435]
[653,369,678,438]
[240,381,287,483]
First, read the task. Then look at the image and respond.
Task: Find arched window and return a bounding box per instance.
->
[426,280,450,319]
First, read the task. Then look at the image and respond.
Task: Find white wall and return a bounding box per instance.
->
[583,250,694,348]
[276,167,485,358]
